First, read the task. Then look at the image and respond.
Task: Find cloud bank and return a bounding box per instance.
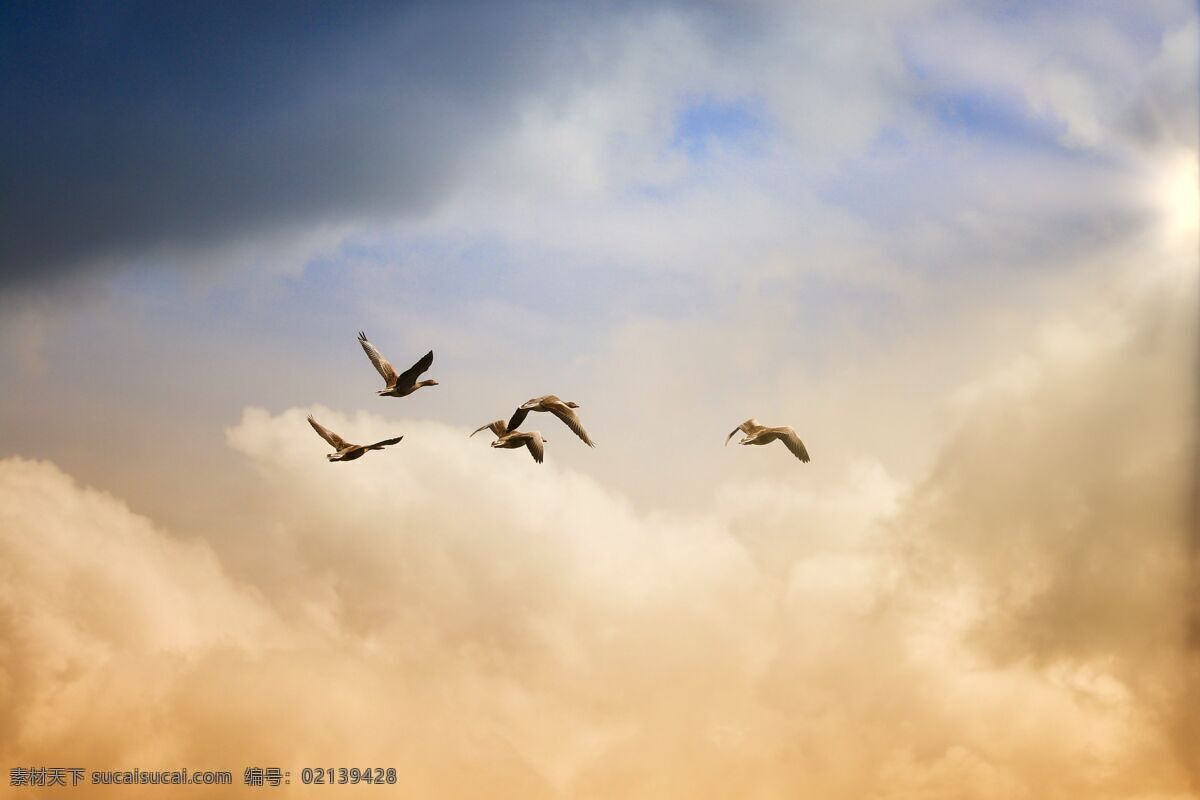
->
[8,1,1190,292]
[2,249,1194,798]
[0,1,586,287]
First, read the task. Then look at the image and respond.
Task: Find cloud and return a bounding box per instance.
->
[0,2,1194,794]
[0,457,278,762]
[1,244,1194,796]
[902,2,1196,156]
[17,1,1191,294]
[4,0,897,289]
[0,1,595,289]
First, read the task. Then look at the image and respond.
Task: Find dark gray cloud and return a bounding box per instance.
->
[0,1,605,288]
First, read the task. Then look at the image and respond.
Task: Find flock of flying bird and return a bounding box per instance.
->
[307,332,810,465]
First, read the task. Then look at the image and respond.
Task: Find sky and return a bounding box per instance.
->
[1,1,1198,797]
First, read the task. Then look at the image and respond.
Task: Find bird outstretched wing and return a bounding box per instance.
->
[368,435,404,449]
[396,350,434,388]
[549,402,594,447]
[358,331,398,386]
[506,406,530,432]
[308,415,348,450]
[524,432,545,463]
[726,418,762,445]
[470,420,507,438]
[779,428,810,462]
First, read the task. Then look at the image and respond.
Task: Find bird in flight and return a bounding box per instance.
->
[308,414,403,462]
[507,395,594,447]
[470,419,548,464]
[726,418,810,462]
[357,331,439,397]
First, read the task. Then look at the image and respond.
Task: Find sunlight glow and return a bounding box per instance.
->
[1158,149,1200,243]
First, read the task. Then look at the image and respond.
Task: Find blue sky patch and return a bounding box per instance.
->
[670,96,765,159]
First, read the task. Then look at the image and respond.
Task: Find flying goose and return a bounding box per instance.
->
[357,331,439,397]
[726,418,810,462]
[507,395,594,447]
[308,414,403,462]
[470,419,547,464]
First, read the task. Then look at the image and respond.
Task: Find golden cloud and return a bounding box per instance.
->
[1,257,1195,798]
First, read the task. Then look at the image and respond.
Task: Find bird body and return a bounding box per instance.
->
[358,331,438,397]
[308,414,403,462]
[507,394,594,447]
[470,419,547,463]
[726,418,810,462]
